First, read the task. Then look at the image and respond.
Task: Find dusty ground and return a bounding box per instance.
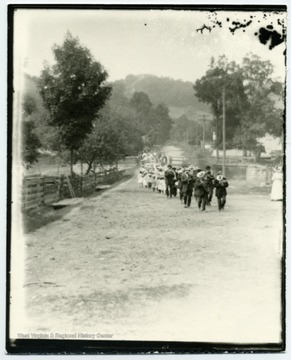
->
[19,166,283,344]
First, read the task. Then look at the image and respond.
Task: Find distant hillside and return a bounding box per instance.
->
[113,74,211,120]
[24,73,211,122]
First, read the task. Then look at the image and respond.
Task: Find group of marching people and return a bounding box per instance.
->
[138,162,229,212]
[140,150,168,167]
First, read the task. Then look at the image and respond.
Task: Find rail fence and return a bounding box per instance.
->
[22,168,125,210]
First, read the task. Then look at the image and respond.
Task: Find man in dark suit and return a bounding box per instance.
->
[204,165,215,206]
[194,171,208,212]
[182,170,195,208]
[213,173,229,211]
[172,167,178,197]
[164,164,175,198]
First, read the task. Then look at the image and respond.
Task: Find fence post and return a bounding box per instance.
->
[42,177,45,205]
[23,178,27,210]
[59,175,64,199]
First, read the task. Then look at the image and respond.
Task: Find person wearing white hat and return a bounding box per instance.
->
[213,173,229,211]
[194,171,208,212]
[204,165,215,206]
[175,168,183,202]
[138,168,145,186]
[142,170,148,188]
[180,169,189,204]
[172,167,178,197]
[270,165,283,201]
[179,169,194,208]
[157,169,166,193]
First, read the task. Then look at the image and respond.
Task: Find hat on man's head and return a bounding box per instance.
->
[216,175,224,181]
[197,171,205,178]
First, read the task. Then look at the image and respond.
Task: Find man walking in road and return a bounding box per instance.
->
[182,169,195,208]
[164,164,175,198]
[204,165,215,206]
[214,172,229,211]
[194,171,208,212]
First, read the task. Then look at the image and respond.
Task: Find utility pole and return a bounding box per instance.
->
[222,86,226,176]
[202,115,206,157]
[216,99,219,163]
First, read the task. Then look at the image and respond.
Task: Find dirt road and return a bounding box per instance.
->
[20,171,283,343]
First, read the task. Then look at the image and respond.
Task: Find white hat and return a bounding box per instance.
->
[216,175,224,181]
[197,171,205,178]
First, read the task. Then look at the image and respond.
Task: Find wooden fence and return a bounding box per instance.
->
[22,176,60,210]
[22,168,124,210]
[216,157,256,166]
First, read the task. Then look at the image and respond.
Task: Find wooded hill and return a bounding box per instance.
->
[24,72,210,120]
[114,74,211,120]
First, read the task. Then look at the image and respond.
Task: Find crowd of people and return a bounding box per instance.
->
[140,150,169,166]
[138,150,283,208]
[138,153,229,212]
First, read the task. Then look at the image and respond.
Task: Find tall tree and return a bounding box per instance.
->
[193,56,247,149]
[151,104,172,145]
[38,32,111,174]
[129,91,153,134]
[233,53,284,158]
[78,108,143,174]
[129,91,173,146]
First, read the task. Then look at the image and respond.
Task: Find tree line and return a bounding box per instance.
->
[22,33,284,172]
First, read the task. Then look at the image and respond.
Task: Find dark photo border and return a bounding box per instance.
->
[6,3,287,355]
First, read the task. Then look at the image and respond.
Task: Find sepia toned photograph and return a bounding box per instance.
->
[8,4,286,354]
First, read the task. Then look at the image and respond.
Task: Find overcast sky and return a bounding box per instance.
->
[14,9,286,83]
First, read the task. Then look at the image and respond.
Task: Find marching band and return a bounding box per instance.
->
[138,152,229,212]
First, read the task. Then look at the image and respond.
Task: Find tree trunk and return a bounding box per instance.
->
[85,160,93,175]
[254,150,261,163]
[216,116,219,163]
[70,148,74,176]
[86,154,96,175]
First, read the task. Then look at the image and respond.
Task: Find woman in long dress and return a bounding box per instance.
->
[271,166,283,201]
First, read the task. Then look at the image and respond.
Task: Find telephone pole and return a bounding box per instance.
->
[199,114,211,158]
[222,85,226,176]
[202,115,206,157]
